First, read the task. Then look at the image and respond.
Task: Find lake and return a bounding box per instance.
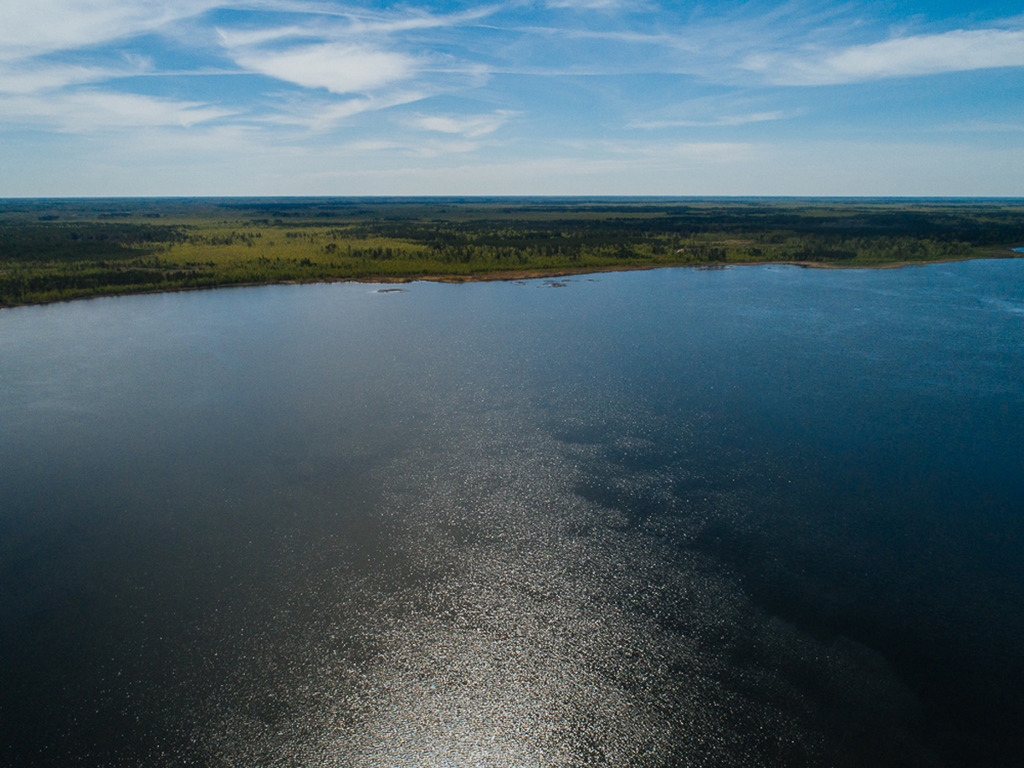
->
[2,261,1023,767]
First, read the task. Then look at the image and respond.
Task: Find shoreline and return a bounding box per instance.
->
[2,249,1021,310]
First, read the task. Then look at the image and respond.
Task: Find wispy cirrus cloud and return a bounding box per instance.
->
[0,0,224,133]
[328,5,500,35]
[0,62,136,94]
[256,90,429,131]
[746,27,1024,85]
[213,25,314,50]
[628,111,789,129]
[545,0,635,9]
[211,6,497,50]
[3,1,1022,196]
[327,136,488,158]
[410,111,515,138]
[0,0,219,60]
[211,5,502,124]
[0,90,232,131]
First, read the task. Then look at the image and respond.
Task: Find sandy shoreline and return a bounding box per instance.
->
[350,249,1024,285]
[3,249,1022,309]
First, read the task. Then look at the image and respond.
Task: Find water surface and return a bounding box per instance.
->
[2,262,1023,767]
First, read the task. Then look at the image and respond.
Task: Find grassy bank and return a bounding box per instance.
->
[2,197,1022,306]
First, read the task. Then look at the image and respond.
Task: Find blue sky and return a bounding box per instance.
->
[1,0,1022,196]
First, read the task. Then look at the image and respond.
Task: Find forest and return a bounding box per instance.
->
[1,197,1022,306]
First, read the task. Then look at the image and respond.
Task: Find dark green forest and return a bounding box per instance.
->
[1,198,1022,306]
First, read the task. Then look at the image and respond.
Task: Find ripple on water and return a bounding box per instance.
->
[193,398,932,768]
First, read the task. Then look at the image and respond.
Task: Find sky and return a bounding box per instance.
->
[1,0,1023,197]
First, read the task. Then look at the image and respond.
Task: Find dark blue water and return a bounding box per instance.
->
[2,261,1023,767]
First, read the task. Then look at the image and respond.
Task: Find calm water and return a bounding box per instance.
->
[2,261,1023,767]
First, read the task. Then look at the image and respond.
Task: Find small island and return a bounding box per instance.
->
[1,197,1022,307]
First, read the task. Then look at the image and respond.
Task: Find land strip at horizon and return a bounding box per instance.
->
[2,198,1022,307]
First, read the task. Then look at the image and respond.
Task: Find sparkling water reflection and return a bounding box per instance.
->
[2,262,1023,767]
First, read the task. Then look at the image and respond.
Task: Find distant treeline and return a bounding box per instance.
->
[2,198,1022,306]
[0,222,186,262]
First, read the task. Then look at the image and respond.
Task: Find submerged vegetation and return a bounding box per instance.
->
[1,197,1022,306]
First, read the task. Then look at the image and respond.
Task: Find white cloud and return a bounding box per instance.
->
[410,111,513,137]
[0,63,128,94]
[340,5,500,35]
[214,4,498,43]
[506,24,689,54]
[259,90,430,131]
[215,25,315,50]
[0,90,231,130]
[0,0,219,60]
[214,5,499,99]
[747,28,1024,85]
[337,136,487,158]
[232,43,417,94]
